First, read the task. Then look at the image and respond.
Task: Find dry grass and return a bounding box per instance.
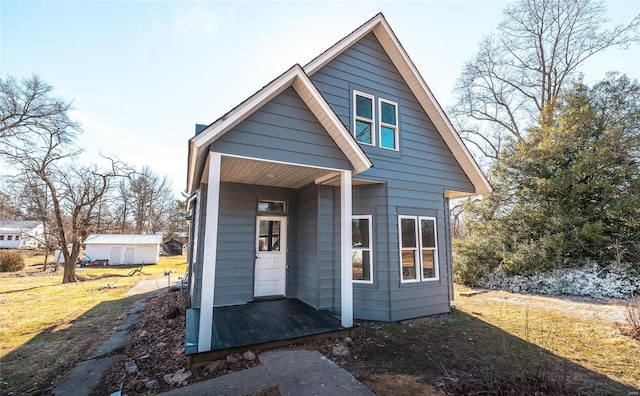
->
[0,254,187,394]
[623,295,640,340]
[453,285,640,392]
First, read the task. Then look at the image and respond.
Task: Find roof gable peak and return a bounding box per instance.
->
[304,12,491,197]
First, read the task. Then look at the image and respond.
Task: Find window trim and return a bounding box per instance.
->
[352,215,373,284]
[353,91,375,146]
[418,216,439,281]
[398,215,439,283]
[378,98,399,151]
[257,200,287,214]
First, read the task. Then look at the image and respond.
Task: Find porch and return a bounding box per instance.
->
[187,298,352,366]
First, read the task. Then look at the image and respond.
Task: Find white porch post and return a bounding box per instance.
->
[198,152,221,352]
[340,170,353,327]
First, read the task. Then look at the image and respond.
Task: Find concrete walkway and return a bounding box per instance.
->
[52,276,176,396]
[53,277,373,396]
[159,350,374,396]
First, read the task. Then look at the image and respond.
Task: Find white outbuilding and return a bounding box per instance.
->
[83,234,163,265]
[0,220,44,249]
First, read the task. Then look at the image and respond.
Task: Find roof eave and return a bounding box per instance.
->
[186,65,372,193]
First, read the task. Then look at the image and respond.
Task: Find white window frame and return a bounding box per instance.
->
[398,215,439,283]
[352,215,373,284]
[257,200,287,213]
[378,98,399,151]
[353,91,375,146]
[418,216,439,281]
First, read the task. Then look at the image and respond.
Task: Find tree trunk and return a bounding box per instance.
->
[61,261,77,283]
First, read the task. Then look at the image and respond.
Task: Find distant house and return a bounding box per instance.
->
[185,13,491,356]
[0,220,44,249]
[83,234,163,265]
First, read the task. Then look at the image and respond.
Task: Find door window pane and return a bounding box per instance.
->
[258,220,281,251]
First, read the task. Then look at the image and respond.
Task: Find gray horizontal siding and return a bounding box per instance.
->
[310,32,467,320]
[319,185,338,312]
[352,184,391,321]
[295,183,319,308]
[211,87,351,171]
[213,182,298,307]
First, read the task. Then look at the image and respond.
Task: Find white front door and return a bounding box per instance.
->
[254,216,287,297]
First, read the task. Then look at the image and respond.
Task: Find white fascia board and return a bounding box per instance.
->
[291,72,372,174]
[371,22,491,195]
[186,66,301,194]
[190,67,300,148]
[304,13,491,196]
[305,13,383,75]
[187,65,372,194]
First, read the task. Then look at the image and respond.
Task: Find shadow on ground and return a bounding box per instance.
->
[345,310,638,395]
[1,294,143,395]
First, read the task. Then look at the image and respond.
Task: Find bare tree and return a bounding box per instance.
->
[8,175,55,269]
[1,75,78,150]
[0,187,22,220]
[0,74,134,283]
[450,0,640,162]
[129,166,174,234]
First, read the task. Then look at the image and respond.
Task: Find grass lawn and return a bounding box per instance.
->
[0,254,187,394]
[346,285,639,395]
[451,286,640,392]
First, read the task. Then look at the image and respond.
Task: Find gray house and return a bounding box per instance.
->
[186,13,491,356]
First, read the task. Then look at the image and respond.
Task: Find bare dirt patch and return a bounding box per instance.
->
[98,288,639,395]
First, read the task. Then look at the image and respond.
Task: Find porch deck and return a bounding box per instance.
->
[189,298,352,365]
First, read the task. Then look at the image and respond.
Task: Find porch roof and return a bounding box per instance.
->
[187,65,372,194]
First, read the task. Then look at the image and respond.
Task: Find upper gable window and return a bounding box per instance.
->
[379,99,398,150]
[353,91,375,146]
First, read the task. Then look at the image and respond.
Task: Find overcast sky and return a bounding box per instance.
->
[2,0,638,195]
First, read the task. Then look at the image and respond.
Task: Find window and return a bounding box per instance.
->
[0,235,4,240]
[15,235,20,241]
[258,200,286,213]
[399,216,438,282]
[352,216,373,283]
[7,236,12,241]
[379,99,398,150]
[353,91,374,145]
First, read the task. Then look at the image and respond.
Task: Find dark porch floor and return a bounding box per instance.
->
[212,298,346,349]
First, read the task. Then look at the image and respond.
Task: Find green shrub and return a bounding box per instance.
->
[453,234,503,286]
[0,250,25,272]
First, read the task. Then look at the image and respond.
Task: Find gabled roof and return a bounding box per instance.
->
[0,220,41,232]
[187,64,373,194]
[84,234,163,245]
[305,13,492,198]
